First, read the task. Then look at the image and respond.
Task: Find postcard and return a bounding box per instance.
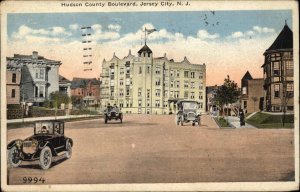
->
[1,0,299,191]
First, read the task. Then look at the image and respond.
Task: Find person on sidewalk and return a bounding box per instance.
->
[239,107,245,126]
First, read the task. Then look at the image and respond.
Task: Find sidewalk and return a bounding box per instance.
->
[226,116,256,128]
[7,114,101,124]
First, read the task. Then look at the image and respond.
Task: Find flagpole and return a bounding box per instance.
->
[144,27,146,45]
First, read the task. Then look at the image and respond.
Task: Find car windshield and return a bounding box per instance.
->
[182,102,198,110]
[34,121,62,135]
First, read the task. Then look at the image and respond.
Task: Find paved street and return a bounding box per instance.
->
[6,114,294,184]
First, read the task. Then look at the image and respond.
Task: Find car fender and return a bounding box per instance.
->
[7,139,22,150]
[66,138,73,147]
[38,141,57,156]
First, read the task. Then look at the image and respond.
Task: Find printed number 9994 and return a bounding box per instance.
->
[23,177,45,184]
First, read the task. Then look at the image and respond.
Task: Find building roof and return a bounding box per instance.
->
[7,51,61,65]
[266,24,293,52]
[242,71,253,81]
[59,75,71,84]
[71,77,100,89]
[138,44,152,54]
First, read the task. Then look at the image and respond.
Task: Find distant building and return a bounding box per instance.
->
[206,85,219,113]
[6,51,61,106]
[262,23,294,112]
[240,71,264,113]
[100,44,206,114]
[6,67,21,105]
[59,75,72,97]
[70,77,101,106]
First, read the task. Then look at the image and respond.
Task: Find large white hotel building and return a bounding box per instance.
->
[100,44,206,115]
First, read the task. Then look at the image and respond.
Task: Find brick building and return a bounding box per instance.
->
[6,67,21,105]
[262,23,294,112]
[71,77,101,106]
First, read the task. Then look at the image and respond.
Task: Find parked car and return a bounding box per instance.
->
[176,100,201,126]
[7,120,73,170]
[104,105,123,123]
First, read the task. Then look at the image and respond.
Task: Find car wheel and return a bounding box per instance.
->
[39,146,52,170]
[8,146,22,167]
[192,122,195,126]
[65,141,72,159]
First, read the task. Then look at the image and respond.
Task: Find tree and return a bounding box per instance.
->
[215,75,240,116]
[251,96,258,112]
[49,91,70,118]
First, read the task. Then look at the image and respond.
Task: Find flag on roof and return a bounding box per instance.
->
[146,28,157,35]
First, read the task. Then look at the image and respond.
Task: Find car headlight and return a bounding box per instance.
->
[32,140,38,148]
[15,140,22,147]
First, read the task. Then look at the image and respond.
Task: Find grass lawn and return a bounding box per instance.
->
[214,117,232,128]
[246,112,294,128]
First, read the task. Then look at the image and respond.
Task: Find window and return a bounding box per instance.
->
[184,91,189,99]
[11,89,16,98]
[147,99,150,107]
[35,69,39,78]
[287,83,294,97]
[39,85,44,97]
[176,71,180,77]
[190,92,195,99]
[111,68,115,75]
[184,71,189,78]
[286,60,293,69]
[191,72,195,78]
[243,101,247,109]
[147,66,150,73]
[40,69,45,79]
[138,108,142,114]
[138,100,142,107]
[199,73,203,79]
[184,81,188,88]
[155,89,161,97]
[199,83,203,90]
[126,100,129,107]
[170,81,174,88]
[120,68,124,75]
[155,78,161,86]
[273,62,280,76]
[155,100,160,107]
[139,66,142,74]
[274,84,280,98]
[126,87,130,96]
[199,92,203,99]
[119,101,124,108]
[164,91,168,97]
[155,67,161,74]
[242,87,247,95]
[110,80,115,86]
[12,73,16,83]
[176,81,180,88]
[138,88,142,97]
[170,70,174,77]
[147,89,150,98]
[120,79,124,86]
[164,80,168,87]
[119,89,124,97]
[174,91,179,98]
[126,66,130,74]
[170,91,173,98]
[126,78,130,85]
[191,82,195,89]
[199,102,203,109]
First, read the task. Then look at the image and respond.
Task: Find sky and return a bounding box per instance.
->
[7,10,292,86]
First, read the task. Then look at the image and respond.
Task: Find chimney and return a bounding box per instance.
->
[32,51,38,59]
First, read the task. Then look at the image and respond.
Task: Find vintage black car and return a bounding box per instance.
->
[176,100,201,126]
[104,105,123,123]
[7,120,73,170]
